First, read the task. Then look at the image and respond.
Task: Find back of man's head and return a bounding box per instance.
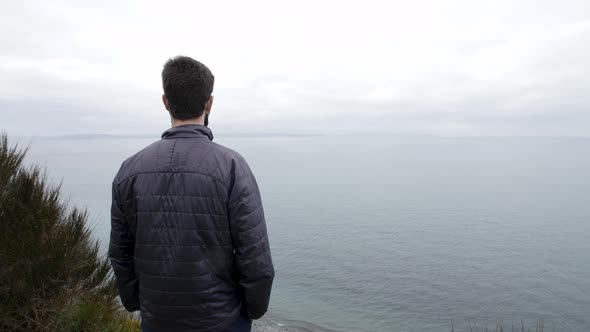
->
[162,56,214,120]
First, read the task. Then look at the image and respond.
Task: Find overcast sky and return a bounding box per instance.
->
[1,0,589,136]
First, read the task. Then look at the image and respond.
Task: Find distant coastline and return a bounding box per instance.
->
[26,132,325,140]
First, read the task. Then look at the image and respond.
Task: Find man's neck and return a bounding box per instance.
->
[171,117,204,127]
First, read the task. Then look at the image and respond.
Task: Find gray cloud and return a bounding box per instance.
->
[1,0,589,136]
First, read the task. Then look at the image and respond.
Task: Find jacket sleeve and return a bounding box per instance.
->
[228,157,275,319]
[108,181,139,312]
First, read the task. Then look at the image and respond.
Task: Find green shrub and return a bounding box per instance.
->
[0,134,138,332]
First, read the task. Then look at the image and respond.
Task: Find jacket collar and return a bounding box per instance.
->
[161,124,214,141]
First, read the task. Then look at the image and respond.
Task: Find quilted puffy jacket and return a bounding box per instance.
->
[108,124,274,331]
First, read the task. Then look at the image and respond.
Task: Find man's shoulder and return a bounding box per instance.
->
[204,141,252,179]
[113,139,250,185]
[208,141,246,164]
[208,142,255,181]
[113,139,163,183]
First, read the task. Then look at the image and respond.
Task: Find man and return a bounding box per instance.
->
[108,56,274,332]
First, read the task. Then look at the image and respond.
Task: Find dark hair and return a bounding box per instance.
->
[162,56,214,120]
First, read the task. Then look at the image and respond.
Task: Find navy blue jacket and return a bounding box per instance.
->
[109,125,274,331]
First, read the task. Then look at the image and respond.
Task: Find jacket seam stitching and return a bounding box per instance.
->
[135,226,230,232]
[128,211,227,217]
[135,243,232,247]
[139,285,217,294]
[137,272,213,279]
[119,194,226,204]
[134,257,209,263]
[116,171,228,191]
[169,138,177,166]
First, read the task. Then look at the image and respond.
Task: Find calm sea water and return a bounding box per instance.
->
[23,135,590,331]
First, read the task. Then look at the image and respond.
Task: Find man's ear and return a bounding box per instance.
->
[205,95,214,113]
[162,94,170,111]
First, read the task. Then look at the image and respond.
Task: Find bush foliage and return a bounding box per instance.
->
[0,134,138,332]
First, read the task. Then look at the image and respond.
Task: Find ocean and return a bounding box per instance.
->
[22,134,590,331]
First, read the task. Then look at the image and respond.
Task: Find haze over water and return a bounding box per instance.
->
[24,134,590,331]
